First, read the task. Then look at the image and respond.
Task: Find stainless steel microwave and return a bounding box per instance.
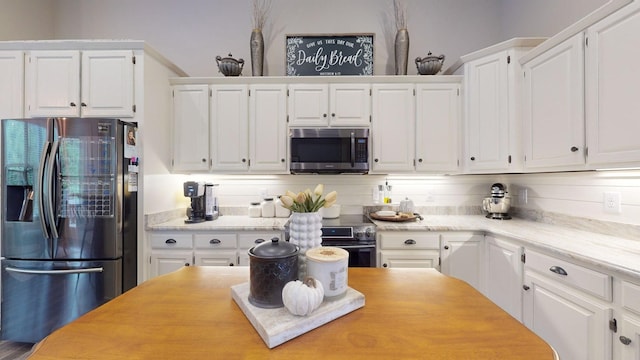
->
[289,128,369,174]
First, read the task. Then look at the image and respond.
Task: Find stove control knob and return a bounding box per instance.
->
[354,230,364,239]
[365,228,374,238]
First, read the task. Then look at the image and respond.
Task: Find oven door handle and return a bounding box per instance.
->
[333,245,375,249]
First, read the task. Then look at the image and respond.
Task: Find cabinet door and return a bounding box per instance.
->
[194,251,237,267]
[464,51,510,172]
[80,50,134,117]
[210,85,249,171]
[379,250,439,269]
[586,1,640,168]
[329,83,371,126]
[440,233,483,291]
[484,236,523,321]
[523,271,613,360]
[371,83,415,173]
[26,50,80,117]
[0,51,24,119]
[249,84,288,173]
[287,84,329,126]
[172,85,210,172]
[619,315,640,360]
[522,33,585,171]
[149,251,192,278]
[415,83,461,172]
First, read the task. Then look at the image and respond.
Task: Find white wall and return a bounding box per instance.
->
[499,0,609,39]
[0,0,56,40]
[48,0,504,77]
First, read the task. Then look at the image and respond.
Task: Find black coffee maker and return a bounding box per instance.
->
[184,181,206,223]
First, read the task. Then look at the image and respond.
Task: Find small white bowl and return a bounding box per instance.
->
[321,204,341,219]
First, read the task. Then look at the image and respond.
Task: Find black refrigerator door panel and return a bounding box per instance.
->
[0,259,122,343]
[53,118,122,260]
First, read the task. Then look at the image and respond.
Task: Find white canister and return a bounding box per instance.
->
[248,202,262,218]
[261,197,275,218]
[305,246,349,299]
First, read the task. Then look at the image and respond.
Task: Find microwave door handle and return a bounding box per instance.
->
[350,131,356,167]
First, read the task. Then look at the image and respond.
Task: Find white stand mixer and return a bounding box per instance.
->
[482,183,512,220]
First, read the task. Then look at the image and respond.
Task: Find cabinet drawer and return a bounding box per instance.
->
[150,234,193,249]
[622,280,640,315]
[525,249,612,301]
[194,233,237,249]
[379,232,440,250]
[238,232,281,249]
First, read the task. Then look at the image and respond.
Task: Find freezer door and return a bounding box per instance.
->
[0,259,122,343]
[1,118,51,259]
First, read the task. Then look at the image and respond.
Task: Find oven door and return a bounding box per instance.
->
[321,240,376,268]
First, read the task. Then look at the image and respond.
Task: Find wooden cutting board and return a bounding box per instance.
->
[369,212,419,222]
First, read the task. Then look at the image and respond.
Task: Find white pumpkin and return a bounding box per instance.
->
[282,277,324,316]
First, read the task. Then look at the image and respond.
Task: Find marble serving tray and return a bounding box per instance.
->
[231,282,365,349]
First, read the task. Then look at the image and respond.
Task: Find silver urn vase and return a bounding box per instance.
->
[394,28,410,75]
[250,29,264,76]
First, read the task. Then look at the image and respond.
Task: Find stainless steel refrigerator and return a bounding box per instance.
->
[1,117,137,343]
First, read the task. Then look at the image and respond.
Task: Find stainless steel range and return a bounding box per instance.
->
[319,214,377,267]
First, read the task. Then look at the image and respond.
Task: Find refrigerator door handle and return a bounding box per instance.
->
[37,141,53,242]
[45,140,60,243]
[6,266,104,275]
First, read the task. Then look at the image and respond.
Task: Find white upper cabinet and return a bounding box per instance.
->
[415,83,461,173]
[329,83,371,126]
[210,85,249,172]
[461,41,540,174]
[370,83,415,173]
[288,83,370,127]
[249,84,288,173]
[585,0,640,168]
[171,84,210,172]
[522,33,586,171]
[80,50,135,117]
[0,51,24,119]
[26,50,134,118]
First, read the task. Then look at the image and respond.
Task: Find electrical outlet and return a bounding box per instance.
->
[425,192,435,202]
[603,192,621,214]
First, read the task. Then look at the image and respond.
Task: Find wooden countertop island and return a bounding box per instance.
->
[29,267,557,359]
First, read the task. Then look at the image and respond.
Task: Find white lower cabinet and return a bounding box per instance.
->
[238,232,282,266]
[193,233,238,267]
[484,235,524,321]
[440,233,484,291]
[617,279,640,359]
[523,249,613,360]
[149,231,283,279]
[149,233,193,278]
[378,232,439,269]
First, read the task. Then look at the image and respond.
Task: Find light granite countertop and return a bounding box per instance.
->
[148,215,290,232]
[148,213,640,280]
[372,215,640,280]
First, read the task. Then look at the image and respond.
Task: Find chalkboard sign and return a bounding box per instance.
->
[286,34,374,76]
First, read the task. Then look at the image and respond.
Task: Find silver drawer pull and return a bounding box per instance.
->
[404,239,416,245]
[549,266,568,276]
[165,238,177,244]
[209,239,221,245]
[255,238,266,244]
[620,336,632,345]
